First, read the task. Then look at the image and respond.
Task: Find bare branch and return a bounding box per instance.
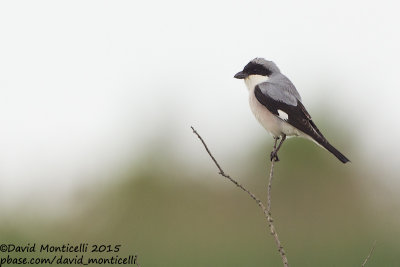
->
[361,240,376,267]
[191,126,288,266]
[268,138,278,213]
[267,157,288,266]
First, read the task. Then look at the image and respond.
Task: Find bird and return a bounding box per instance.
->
[234,58,350,163]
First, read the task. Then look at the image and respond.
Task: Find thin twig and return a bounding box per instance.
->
[191,127,263,207]
[267,159,274,214]
[267,157,288,266]
[268,137,278,213]
[191,126,288,266]
[361,240,376,267]
[267,138,288,267]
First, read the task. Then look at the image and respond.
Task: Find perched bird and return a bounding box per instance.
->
[234,58,350,163]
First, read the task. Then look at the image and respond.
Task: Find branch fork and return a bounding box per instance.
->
[191,126,375,267]
[191,126,288,266]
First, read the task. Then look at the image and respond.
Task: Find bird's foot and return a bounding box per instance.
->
[270,150,279,162]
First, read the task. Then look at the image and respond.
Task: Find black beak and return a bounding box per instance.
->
[234,71,247,79]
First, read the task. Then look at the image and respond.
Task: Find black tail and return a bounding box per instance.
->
[305,121,350,163]
[319,141,350,164]
[303,118,350,164]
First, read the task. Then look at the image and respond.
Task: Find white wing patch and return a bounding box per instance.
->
[277,109,289,121]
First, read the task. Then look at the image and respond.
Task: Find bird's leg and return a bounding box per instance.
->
[276,134,286,154]
[270,136,280,161]
[270,134,286,162]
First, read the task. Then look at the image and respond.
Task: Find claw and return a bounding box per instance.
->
[270,151,279,162]
[270,134,286,162]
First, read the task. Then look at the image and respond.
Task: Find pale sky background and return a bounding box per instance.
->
[0,0,399,211]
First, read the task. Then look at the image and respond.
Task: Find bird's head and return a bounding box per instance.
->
[234,58,280,80]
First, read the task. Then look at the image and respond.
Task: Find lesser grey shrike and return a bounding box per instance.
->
[234,58,350,163]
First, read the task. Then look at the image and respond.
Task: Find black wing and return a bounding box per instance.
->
[254,84,350,163]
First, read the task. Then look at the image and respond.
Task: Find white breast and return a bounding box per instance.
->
[248,85,283,137]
